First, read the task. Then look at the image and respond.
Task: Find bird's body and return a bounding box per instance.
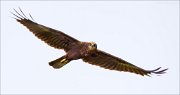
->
[11,8,168,76]
[49,42,97,68]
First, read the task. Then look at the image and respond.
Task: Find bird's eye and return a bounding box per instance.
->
[93,44,97,48]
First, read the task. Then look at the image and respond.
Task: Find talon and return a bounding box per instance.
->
[64,60,69,63]
[60,58,66,63]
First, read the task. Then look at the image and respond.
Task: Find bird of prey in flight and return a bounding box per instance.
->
[11,8,168,76]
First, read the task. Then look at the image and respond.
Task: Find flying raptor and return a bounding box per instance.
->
[11,8,168,76]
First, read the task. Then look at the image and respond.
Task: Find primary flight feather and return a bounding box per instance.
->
[12,8,168,76]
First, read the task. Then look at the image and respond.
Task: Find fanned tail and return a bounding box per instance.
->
[49,56,71,69]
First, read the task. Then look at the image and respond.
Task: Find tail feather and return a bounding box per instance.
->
[49,57,70,69]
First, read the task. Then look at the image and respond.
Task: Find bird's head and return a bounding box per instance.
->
[88,42,97,51]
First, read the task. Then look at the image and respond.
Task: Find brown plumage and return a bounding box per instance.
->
[11,8,168,76]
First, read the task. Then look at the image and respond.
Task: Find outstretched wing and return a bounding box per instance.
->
[83,50,168,76]
[11,8,79,52]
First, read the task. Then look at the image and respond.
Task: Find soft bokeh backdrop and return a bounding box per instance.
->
[1,1,179,94]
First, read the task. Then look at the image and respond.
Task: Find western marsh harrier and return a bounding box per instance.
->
[11,8,168,76]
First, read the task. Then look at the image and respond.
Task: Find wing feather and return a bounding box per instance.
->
[12,9,79,52]
[83,50,168,76]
